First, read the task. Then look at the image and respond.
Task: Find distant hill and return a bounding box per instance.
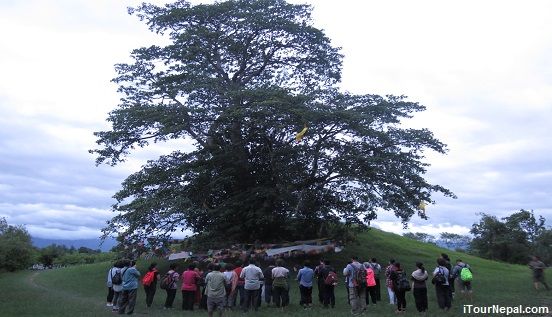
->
[434,239,470,251]
[325,228,479,270]
[31,237,117,252]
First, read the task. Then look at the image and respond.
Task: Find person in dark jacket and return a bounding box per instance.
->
[390,262,407,314]
[452,259,473,300]
[434,258,451,311]
[263,259,276,306]
[411,262,428,312]
[314,259,326,305]
[143,262,159,308]
[441,253,454,300]
[320,260,336,308]
[529,256,549,291]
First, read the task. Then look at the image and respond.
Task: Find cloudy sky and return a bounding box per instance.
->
[1,0,551,240]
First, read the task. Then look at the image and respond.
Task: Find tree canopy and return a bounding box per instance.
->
[0,217,35,272]
[92,0,454,245]
[402,232,436,244]
[470,210,548,264]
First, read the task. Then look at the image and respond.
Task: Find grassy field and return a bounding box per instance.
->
[0,228,550,316]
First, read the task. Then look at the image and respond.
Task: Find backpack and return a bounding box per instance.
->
[460,267,473,282]
[142,271,155,286]
[272,276,288,288]
[324,271,338,286]
[395,272,411,291]
[112,268,124,286]
[352,264,367,288]
[365,267,376,287]
[432,268,446,285]
[160,272,174,290]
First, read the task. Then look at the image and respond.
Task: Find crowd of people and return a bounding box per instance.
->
[343,254,474,315]
[104,252,482,315]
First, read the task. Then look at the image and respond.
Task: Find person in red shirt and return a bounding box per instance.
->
[231,260,245,309]
[181,264,201,310]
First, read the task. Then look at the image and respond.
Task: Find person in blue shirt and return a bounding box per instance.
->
[297,261,314,309]
[118,260,141,315]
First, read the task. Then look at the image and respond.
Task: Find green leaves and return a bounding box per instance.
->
[0,218,35,272]
[93,0,453,245]
[470,210,547,264]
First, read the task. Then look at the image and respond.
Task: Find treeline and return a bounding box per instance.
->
[38,244,115,267]
[0,217,115,272]
[0,217,34,271]
[403,209,552,265]
[470,209,551,264]
[402,232,471,251]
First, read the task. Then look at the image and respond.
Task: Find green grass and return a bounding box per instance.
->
[0,228,550,316]
[326,229,552,310]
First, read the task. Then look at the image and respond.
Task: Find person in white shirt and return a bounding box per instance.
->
[223,264,238,308]
[271,259,290,310]
[240,260,264,312]
[107,260,124,312]
[106,262,118,307]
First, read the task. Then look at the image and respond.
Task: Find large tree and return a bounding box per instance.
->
[92,0,454,244]
[503,209,545,244]
[470,210,546,264]
[0,218,35,272]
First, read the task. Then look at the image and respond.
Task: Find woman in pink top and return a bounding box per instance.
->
[181,264,201,310]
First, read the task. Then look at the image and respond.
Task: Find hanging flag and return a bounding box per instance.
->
[295,125,308,142]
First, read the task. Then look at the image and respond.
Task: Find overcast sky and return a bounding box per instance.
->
[1,0,551,240]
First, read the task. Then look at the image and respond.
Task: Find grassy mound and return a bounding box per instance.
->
[0,228,549,316]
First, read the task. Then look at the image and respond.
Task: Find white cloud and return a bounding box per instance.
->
[0,203,112,239]
[25,225,105,240]
[1,0,552,239]
[372,221,471,237]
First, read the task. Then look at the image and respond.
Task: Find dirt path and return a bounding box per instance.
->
[26,271,104,307]
[24,271,152,316]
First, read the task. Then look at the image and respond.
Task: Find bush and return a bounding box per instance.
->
[54,252,117,266]
[0,218,35,272]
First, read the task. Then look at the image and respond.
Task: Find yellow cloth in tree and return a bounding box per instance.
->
[295,126,308,142]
